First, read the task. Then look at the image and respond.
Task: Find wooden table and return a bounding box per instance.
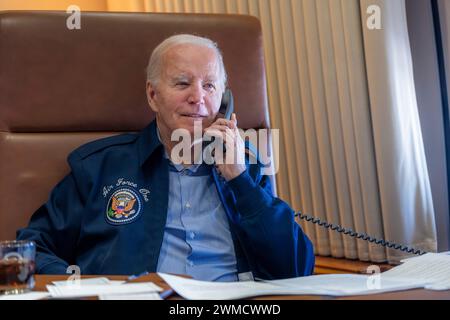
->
[33,274,450,300]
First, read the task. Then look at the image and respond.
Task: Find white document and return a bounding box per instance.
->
[99,292,162,300]
[158,272,424,300]
[52,277,112,286]
[159,273,301,300]
[0,291,50,300]
[260,273,425,295]
[46,282,163,298]
[382,252,450,290]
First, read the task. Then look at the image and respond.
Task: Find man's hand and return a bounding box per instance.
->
[204,113,246,181]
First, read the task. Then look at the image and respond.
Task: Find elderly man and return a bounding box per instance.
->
[17,34,314,281]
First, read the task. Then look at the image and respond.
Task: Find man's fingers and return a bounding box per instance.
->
[204,129,225,141]
[204,126,235,142]
[231,113,237,126]
[212,116,237,129]
[204,128,236,144]
[204,125,230,133]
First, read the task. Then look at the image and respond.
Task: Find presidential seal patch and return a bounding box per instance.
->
[106,188,142,225]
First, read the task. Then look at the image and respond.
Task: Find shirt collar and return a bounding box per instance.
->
[168,160,203,174]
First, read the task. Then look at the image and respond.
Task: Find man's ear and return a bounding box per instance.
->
[146,81,159,113]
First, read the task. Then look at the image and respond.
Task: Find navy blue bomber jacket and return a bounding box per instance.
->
[17,120,315,280]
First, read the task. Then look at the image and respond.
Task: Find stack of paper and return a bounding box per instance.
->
[46,277,163,299]
[382,252,450,290]
[0,292,50,300]
[52,277,125,286]
[99,292,162,300]
[158,272,424,300]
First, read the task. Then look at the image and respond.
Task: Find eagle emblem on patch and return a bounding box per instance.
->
[106,188,142,225]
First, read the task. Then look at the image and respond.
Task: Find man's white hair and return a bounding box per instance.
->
[146,34,227,91]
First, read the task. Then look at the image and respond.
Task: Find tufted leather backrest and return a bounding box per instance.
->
[0,11,271,240]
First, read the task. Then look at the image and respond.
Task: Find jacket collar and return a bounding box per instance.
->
[137,120,163,167]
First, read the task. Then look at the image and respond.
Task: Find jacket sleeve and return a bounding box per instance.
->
[16,162,85,274]
[227,168,315,280]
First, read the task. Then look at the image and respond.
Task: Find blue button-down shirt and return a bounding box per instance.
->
[156,150,238,282]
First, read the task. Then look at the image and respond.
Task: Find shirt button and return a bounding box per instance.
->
[185,202,191,209]
[188,260,194,267]
[189,231,195,239]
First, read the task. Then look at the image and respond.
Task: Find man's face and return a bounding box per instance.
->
[146,44,223,138]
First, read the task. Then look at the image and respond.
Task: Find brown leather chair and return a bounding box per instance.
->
[0,11,271,241]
